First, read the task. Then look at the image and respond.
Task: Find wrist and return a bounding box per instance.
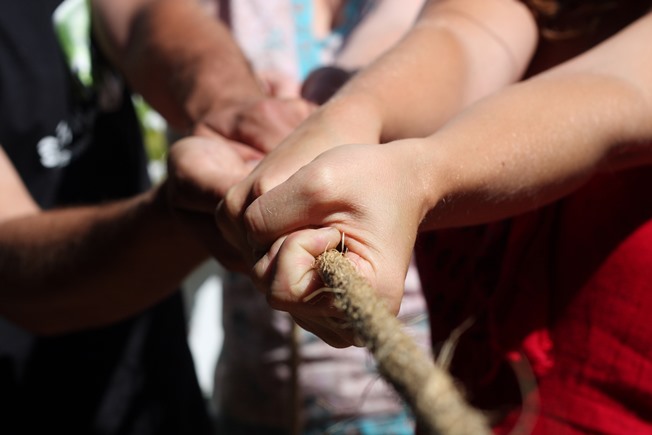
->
[153,181,213,262]
[410,136,458,231]
[317,93,384,144]
[148,181,193,234]
[181,55,265,135]
[185,70,265,133]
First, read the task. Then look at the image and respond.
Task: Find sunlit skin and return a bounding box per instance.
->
[216,1,652,348]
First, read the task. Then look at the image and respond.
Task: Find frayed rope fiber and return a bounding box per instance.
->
[315,249,490,435]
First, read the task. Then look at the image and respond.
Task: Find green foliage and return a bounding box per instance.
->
[132,95,169,162]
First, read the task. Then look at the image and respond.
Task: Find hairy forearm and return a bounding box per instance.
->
[321,0,537,142]
[91,0,263,132]
[0,186,207,335]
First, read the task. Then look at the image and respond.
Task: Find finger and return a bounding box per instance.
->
[263,227,342,304]
[253,236,348,319]
[172,209,249,273]
[228,140,265,162]
[251,235,286,291]
[292,315,356,348]
[193,123,265,161]
[243,164,341,249]
[256,228,365,348]
[215,196,254,266]
[167,137,251,212]
[235,99,315,153]
[270,291,347,319]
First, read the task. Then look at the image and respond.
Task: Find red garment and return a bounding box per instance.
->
[415,167,652,434]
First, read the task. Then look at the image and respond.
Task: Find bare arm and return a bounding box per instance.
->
[333,0,426,71]
[417,10,652,229]
[241,10,652,347]
[0,135,252,335]
[246,11,652,246]
[0,0,317,334]
[91,0,262,135]
[0,146,206,334]
[323,0,538,142]
[301,0,427,104]
[218,0,538,264]
[301,0,538,143]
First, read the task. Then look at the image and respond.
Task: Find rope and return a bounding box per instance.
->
[314,249,491,435]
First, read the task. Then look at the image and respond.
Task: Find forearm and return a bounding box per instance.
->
[0,185,208,335]
[320,0,537,142]
[301,0,424,105]
[91,0,264,132]
[417,70,652,230]
[333,0,425,70]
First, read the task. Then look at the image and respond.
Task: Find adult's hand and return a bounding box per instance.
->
[195,97,317,154]
[174,96,316,271]
[166,134,256,272]
[91,0,314,156]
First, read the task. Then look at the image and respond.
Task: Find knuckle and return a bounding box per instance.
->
[223,185,246,219]
[251,174,279,198]
[300,165,339,203]
[242,200,266,238]
[260,99,277,112]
